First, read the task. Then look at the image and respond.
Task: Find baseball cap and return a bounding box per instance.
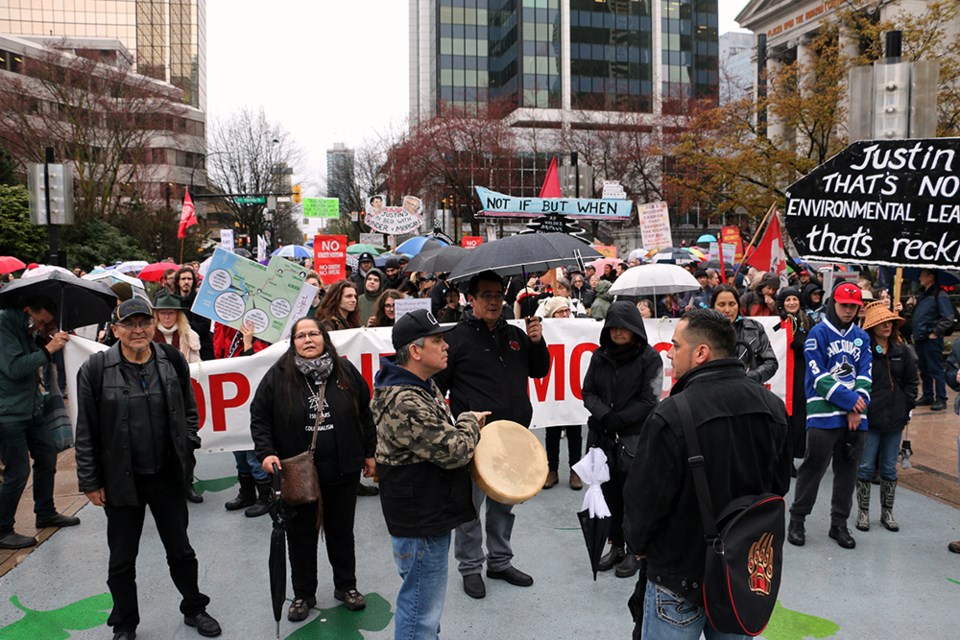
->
[833,283,864,307]
[114,298,154,323]
[392,309,454,350]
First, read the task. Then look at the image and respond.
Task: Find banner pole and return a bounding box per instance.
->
[893,267,904,311]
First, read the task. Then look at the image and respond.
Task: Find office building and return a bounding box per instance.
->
[718,30,753,104]
[0,0,206,110]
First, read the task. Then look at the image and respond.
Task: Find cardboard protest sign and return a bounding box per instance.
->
[638,201,672,250]
[191,249,315,344]
[302,197,340,218]
[475,186,633,220]
[364,194,424,235]
[785,138,960,268]
[721,225,744,262]
[312,234,347,284]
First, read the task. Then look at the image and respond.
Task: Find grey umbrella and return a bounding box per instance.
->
[404,245,468,275]
[0,270,117,330]
[447,232,601,282]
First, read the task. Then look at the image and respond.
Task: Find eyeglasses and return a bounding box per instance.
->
[476,292,504,301]
[384,304,395,310]
[118,319,154,330]
[553,308,571,316]
[294,330,323,341]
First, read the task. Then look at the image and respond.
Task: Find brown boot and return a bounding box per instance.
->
[569,471,583,490]
[543,470,559,489]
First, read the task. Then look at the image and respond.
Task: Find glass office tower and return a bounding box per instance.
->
[0,0,206,109]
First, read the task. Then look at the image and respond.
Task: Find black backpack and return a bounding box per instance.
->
[676,394,784,637]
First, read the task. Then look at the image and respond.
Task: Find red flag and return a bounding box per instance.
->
[746,211,787,275]
[539,157,562,198]
[178,189,198,239]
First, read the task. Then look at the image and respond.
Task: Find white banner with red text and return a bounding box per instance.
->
[63,318,788,453]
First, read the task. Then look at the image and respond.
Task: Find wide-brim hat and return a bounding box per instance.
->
[153,292,186,311]
[862,300,905,331]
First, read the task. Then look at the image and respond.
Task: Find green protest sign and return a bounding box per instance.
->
[303,197,340,218]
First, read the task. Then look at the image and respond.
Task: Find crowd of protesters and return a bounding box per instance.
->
[2,242,960,640]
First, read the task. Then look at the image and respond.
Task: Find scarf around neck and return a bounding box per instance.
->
[294,352,334,384]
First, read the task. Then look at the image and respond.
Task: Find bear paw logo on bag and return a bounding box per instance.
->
[747,531,775,596]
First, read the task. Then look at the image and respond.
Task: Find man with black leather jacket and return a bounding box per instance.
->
[623,309,790,639]
[75,298,221,640]
[433,270,550,600]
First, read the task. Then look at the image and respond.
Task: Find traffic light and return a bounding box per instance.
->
[292,184,302,204]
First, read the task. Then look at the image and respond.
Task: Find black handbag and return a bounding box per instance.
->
[676,394,784,637]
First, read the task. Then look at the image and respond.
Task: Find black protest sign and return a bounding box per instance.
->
[785,138,960,269]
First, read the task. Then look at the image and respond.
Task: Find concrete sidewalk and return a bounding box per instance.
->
[1,419,958,640]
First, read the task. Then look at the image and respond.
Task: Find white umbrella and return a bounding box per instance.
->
[609,263,700,297]
[21,265,74,279]
[113,260,149,275]
[82,271,148,300]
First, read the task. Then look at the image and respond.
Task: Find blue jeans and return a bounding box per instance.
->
[392,534,450,640]
[233,450,267,481]
[858,430,902,482]
[641,581,749,640]
[0,414,58,535]
[915,337,946,402]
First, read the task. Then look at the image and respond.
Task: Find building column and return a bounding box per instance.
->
[765,55,783,143]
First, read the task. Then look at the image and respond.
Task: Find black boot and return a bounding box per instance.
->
[224,474,255,511]
[614,554,640,578]
[244,479,274,518]
[597,544,625,572]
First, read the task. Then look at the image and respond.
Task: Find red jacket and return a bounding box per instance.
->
[213,323,269,359]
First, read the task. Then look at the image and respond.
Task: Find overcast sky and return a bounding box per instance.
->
[206,1,750,191]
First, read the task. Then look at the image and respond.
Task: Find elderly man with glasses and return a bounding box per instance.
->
[75,298,222,640]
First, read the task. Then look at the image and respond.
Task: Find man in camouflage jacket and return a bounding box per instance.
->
[372,309,488,639]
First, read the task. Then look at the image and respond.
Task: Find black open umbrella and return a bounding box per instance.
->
[404,245,468,274]
[0,269,116,330]
[447,232,601,282]
[268,465,287,639]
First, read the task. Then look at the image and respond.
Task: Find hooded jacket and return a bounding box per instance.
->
[0,308,51,423]
[911,284,955,339]
[356,267,385,324]
[801,282,825,323]
[372,359,480,537]
[433,308,550,427]
[623,359,790,605]
[582,302,663,440]
[589,280,614,319]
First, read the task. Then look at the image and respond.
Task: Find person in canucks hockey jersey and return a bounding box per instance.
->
[788,282,872,551]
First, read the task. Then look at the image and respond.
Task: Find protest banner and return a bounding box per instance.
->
[461,235,483,249]
[64,318,788,453]
[359,232,384,248]
[593,244,618,259]
[394,297,432,319]
[638,201,672,251]
[190,248,316,344]
[312,234,347,284]
[364,194,424,235]
[475,186,633,220]
[302,197,340,218]
[785,138,960,268]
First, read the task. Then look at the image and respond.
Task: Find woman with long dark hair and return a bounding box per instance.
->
[711,284,778,384]
[778,287,813,471]
[316,280,360,331]
[367,289,403,327]
[251,317,376,621]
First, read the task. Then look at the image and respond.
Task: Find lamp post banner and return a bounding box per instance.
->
[785,138,960,269]
[63,318,787,453]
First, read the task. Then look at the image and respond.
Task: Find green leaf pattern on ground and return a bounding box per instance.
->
[284,592,393,640]
[761,601,840,640]
[0,593,112,640]
[193,475,240,495]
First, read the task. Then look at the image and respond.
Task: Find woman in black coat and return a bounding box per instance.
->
[711,284,778,384]
[856,302,917,533]
[251,317,376,621]
[778,287,813,468]
[582,301,662,579]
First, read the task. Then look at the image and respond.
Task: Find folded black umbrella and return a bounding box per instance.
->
[577,508,612,581]
[405,245,468,274]
[0,270,116,330]
[448,232,601,282]
[268,465,287,639]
